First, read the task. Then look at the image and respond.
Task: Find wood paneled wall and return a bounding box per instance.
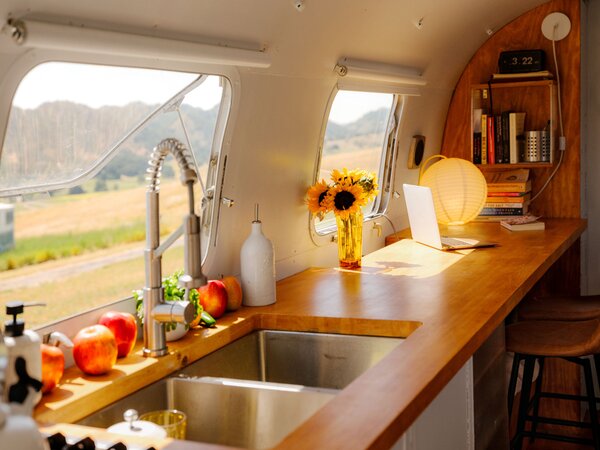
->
[441,0,580,220]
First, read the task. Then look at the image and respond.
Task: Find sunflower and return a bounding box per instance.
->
[331,168,357,187]
[306,179,330,219]
[358,173,379,201]
[323,183,367,219]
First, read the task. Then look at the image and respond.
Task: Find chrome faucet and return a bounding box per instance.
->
[143,138,207,357]
[0,329,5,399]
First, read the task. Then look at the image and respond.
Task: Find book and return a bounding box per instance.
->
[487,116,495,165]
[474,215,526,222]
[490,71,553,81]
[481,113,488,164]
[494,115,503,164]
[485,169,531,192]
[487,181,532,193]
[480,205,529,216]
[486,193,531,203]
[487,191,531,197]
[502,111,511,163]
[500,220,545,231]
[472,108,482,164]
[509,112,526,164]
[473,133,482,164]
[484,168,530,184]
[500,215,545,231]
[484,201,527,208]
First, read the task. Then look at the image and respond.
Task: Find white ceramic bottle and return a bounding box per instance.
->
[3,302,43,409]
[240,204,276,306]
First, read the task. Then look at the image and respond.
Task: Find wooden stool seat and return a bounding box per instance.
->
[506,318,600,449]
[518,295,600,321]
[506,318,600,357]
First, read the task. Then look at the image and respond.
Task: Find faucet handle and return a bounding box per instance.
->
[153,301,196,325]
[178,274,207,290]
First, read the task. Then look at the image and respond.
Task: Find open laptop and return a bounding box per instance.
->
[402,184,497,251]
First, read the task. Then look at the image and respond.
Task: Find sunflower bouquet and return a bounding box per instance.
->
[306,168,378,220]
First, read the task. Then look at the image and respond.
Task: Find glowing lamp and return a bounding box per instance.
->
[419,156,487,225]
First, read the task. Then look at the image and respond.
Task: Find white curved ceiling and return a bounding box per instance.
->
[0,0,548,86]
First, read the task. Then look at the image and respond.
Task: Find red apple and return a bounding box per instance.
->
[73,324,118,375]
[221,276,243,311]
[99,311,138,358]
[197,280,227,319]
[41,344,64,394]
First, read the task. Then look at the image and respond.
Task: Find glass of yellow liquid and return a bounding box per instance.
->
[139,409,187,439]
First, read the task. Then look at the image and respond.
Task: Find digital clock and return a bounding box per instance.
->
[498,50,545,74]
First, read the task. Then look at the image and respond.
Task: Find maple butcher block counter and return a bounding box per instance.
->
[35,218,586,449]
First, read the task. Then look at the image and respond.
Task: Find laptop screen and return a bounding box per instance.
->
[402,184,443,249]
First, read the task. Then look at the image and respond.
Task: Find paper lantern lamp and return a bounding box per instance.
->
[419,156,487,225]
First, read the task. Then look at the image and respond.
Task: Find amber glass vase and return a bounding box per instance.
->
[335,210,363,269]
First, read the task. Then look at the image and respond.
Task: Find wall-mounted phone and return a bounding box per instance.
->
[407,135,425,169]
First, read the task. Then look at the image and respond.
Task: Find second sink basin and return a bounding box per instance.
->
[79,376,335,449]
[179,329,403,390]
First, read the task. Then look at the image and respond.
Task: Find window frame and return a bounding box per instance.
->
[309,84,405,243]
[0,48,242,299]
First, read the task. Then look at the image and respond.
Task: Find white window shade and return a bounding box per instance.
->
[335,58,425,95]
[3,18,271,68]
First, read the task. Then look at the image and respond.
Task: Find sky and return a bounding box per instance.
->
[329,90,393,124]
[12,62,392,124]
[12,62,222,110]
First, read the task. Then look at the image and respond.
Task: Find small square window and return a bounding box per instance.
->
[314,89,397,234]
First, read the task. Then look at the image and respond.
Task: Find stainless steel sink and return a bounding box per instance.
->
[178,329,403,390]
[79,330,403,448]
[78,376,335,449]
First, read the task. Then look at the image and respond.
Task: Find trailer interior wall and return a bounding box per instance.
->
[0,0,548,280]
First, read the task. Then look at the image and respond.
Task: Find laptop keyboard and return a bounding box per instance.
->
[440,237,475,247]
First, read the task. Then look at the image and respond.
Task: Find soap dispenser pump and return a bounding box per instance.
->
[240,204,276,306]
[3,302,43,408]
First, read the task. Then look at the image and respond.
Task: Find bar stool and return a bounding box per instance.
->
[506,318,600,449]
[517,295,600,400]
[518,295,600,322]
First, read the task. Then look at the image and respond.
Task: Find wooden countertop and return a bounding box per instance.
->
[36,218,586,450]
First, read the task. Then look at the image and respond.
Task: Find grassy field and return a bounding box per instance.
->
[0,221,147,270]
[2,177,190,272]
[1,176,193,326]
[0,245,185,328]
[14,178,188,239]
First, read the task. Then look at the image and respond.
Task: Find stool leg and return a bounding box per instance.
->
[508,353,522,421]
[530,356,544,443]
[594,353,600,393]
[582,358,600,450]
[513,356,535,450]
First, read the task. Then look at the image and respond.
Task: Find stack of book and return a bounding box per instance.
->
[473,111,526,164]
[477,169,531,221]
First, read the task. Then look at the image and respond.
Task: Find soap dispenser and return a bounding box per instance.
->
[240,204,276,306]
[3,302,43,408]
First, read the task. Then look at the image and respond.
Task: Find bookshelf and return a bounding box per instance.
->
[471,79,557,167]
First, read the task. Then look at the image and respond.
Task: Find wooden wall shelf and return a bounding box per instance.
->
[477,163,553,170]
[474,79,554,90]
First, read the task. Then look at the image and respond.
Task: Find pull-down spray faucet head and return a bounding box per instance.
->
[142,138,207,357]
